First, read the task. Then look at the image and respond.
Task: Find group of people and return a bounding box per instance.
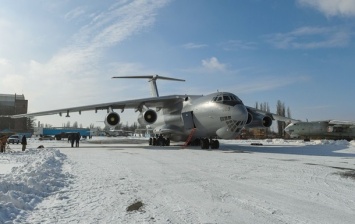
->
[69,132,81,147]
[0,135,27,153]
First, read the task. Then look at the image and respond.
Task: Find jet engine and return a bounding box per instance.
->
[245,111,272,128]
[104,112,120,128]
[138,109,157,125]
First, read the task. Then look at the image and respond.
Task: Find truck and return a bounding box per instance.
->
[33,127,91,140]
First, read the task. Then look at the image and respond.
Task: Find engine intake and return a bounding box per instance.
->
[144,109,157,123]
[104,112,120,128]
[245,112,272,128]
[138,109,157,125]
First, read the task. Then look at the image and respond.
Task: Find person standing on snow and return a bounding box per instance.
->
[0,135,7,153]
[21,135,27,151]
[70,133,75,147]
[75,132,80,147]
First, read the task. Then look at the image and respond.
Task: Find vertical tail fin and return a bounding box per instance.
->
[112,75,185,97]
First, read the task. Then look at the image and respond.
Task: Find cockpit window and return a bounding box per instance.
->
[223,95,231,101]
[212,93,243,106]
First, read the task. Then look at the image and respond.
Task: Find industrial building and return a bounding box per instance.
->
[0,93,28,131]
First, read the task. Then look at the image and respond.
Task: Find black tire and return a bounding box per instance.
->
[158,138,165,146]
[192,139,200,146]
[200,138,209,149]
[205,138,210,149]
[149,138,153,145]
[211,140,219,149]
[152,138,157,146]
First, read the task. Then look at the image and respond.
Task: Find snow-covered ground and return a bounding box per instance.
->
[1,137,355,224]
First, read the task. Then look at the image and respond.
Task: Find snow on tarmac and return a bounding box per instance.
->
[1,137,355,224]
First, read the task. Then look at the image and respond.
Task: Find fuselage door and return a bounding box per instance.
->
[182,111,195,129]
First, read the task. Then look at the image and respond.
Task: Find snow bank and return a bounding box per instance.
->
[313,139,350,146]
[0,148,71,224]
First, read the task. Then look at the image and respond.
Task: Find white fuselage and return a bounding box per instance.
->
[285,121,355,140]
[139,92,249,141]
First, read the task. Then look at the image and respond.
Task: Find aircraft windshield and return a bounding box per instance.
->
[212,93,243,106]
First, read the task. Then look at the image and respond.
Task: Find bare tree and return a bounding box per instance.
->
[26,117,35,131]
[287,107,291,118]
[276,100,291,137]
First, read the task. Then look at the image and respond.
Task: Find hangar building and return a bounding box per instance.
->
[0,93,28,131]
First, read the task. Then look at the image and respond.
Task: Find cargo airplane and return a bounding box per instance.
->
[285,120,355,141]
[8,75,294,149]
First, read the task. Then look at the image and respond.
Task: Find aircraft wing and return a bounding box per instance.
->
[246,106,301,123]
[8,95,187,118]
[328,120,355,127]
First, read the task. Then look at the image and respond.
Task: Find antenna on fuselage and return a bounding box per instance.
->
[112,75,185,97]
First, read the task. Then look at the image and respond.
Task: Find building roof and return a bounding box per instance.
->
[0,94,25,107]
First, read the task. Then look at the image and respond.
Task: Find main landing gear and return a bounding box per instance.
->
[149,135,170,146]
[149,134,219,149]
[188,138,220,149]
[200,138,219,149]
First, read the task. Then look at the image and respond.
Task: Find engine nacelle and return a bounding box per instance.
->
[138,109,157,125]
[104,112,120,128]
[245,112,272,128]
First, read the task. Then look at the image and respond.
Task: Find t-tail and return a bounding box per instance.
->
[112,75,185,97]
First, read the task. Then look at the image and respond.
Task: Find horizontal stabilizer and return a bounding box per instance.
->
[112,75,185,97]
[112,75,185,82]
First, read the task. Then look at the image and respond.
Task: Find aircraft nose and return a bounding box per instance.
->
[284,123,293,134]
[233,104,248,122]
[216,104,248,139]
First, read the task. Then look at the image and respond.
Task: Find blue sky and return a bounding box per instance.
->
[1,0,355,128]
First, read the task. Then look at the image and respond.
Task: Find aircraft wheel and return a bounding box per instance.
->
[200,138,209,149]
[211,140,219,149]
[200,139,204,149]
[152,138,157,146]
[166,138,170,146]
[149,138,152,145]
[194,139,201,146]
[205,138,210,149]
[156,137,164,146]
[159,139,165,146]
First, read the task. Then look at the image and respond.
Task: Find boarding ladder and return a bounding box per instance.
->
[182,128,196,149]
